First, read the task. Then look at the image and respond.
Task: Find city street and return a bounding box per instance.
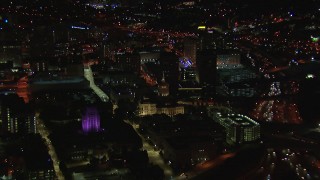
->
[36,113,65,180]
[125,120,174,179]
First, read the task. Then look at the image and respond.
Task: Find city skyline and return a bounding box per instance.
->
[0,0,319,179]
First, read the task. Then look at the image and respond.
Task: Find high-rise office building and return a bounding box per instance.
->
[183,38,197,66]
[196,50,217,85]
[159,51,179,95]
[32,60,48,72]
[0,94,36,134]
[114,52,141,74]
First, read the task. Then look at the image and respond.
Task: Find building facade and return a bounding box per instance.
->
[215,113,260,144]
[82,107,100,133]
[138,102,184,117]
[183,38,197,65]
[138,103,157,116]
[158,72,169,97]
[0,94,36,134]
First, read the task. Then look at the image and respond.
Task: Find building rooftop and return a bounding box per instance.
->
[218,113,259,127]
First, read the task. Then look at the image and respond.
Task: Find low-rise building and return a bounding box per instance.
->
[138,103,157,116]
[137,100,184,117]
[156,106,184,117]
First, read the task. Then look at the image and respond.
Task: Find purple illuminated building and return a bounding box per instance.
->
[82,107,100,133]
[179,57,193,69]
